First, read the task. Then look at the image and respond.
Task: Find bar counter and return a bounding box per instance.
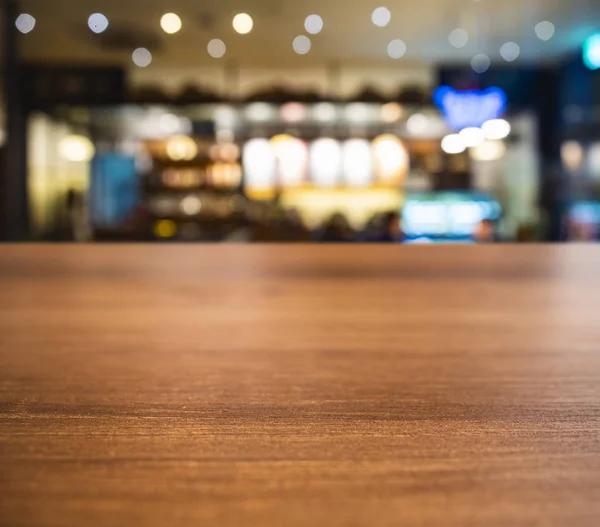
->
[2,245,600,526]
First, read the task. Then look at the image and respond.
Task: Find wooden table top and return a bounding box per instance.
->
[2,245,600,526]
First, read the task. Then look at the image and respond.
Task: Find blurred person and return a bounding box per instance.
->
[473,218,498,243]
[363,211,404,243]
[315,213,355,243]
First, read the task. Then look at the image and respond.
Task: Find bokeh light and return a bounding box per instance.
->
[207,39,226,58]
[471,54,491,73]
[88,13,109,34]
[387,39,407,59]
[160,13,182,34]
[459,127,485,147]
[500,42,520,62]
[406,113,428,136]
[583,34,600,70]
[304,15,323,35]
[310,138,343,187]
[342,139,373,187]
[313,103,337,122]
[166,136,198,161]
[15,14,36,34]
[470,140,506,161]
[482,119,511,140]
[293,35,311,55]
[381,103,403,122]
[59,135,96,162]
[441,134,466,154]
[233,13,253,34]
[373,134,409,184]
[449,29,468,48]
[535,21,555,41]
[561,141,584,172]
[371,7,391,28]
[132,48,152,67]
[180,196,202,216]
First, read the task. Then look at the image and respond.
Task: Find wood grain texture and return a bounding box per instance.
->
[1,245,600,526]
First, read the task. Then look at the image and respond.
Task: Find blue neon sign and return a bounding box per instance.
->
[583,34,600,70]
[433,86,507,131]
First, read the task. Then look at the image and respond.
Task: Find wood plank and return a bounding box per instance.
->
[1,246,600,526]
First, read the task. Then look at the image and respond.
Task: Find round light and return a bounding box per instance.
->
[132,48,152,67]
[310,138,343,187]
[406,113,428,136]
[313,103,337,122]
[246,103,273,121]
[535,21,555,41]
[372,134,409,184]
[271,134,308,187]
[449,28,468,48]
[387,39,407,59]
[233,13,253,34]
[371,7,391,28]
[154,220,177,238]
[207,39,226,58]
[500,42,520,62]
[471,54,491,73]
[583,34,600,70]
[345,103,371,122]
[159,113,181,134]
[381,102,403,122]
[280,102,307,122]
[243,138,276,191]
[469,140,506,161]
[59,135,95,162]
[166,136,197,161]
[441,134,466,154]
[160,13,182,34]
[561,141,584,172]
[459,127,484,147]
[342,139,373,187]
[304,14,323,35]
[482,119,511,140]
[180,196,202,216]
[88,13,109,34]
[293,35,311,55]
[15,14,35,34]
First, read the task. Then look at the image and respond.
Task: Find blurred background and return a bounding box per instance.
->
[1,0,599,243]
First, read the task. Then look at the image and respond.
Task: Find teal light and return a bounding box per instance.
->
[583,33,600,70]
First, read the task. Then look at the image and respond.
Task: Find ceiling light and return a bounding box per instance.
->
[15,14,35,34]
[482,119,511,140]
[500,42,520,62]
[471,54,491,73]
[88,13,109,34]
[293,35,311,55]
[161,13,182,34]
[207,39,226,58]
[132,48,152,67]
[304,14,323,35]
[387,39,407,59]
[371,7,391,27]
[449,28,468,48]
[233,13,253,34]
[459,127,484,147]
[441,134,466,154]
[535,21,555,41]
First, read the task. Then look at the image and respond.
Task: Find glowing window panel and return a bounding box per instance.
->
[372,134,409,185]
[271,134,308,187]
[243,138,276,192]
[434,86,507,131]
[310,138,342,187]
[342,139,373,187]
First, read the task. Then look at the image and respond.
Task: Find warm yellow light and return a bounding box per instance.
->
[166,136,197,161]
[233,13,253,34]
[381,103,403,123]
[154,220,177,238]
[58,135,95,162]
[161,13,182,34]
[372,134,409,184]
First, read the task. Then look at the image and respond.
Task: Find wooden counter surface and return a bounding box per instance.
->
[1,245,600,526]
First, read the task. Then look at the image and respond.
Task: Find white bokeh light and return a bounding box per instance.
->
[441,134,466,154]
[343,139,373,187]
[313,103,337,122]
[471,54,491,73]
[311,138,343,187]
[180,196,202,216]
[482,119,511,140]
[293,35,311,55]
[449,29,468,48]
[459,127,485,147]
[160,13,182,34]
[88,13,109,34]
[406,113,428,136]
[59,135,95,162]
[233,13,253,34]
[304,15,323,35]
[132,48,152,67]
[535,21,555,41]
[15,14,36,34]
[371,7,391,27]
[500,42,520,62]
[387,39,407,59]
[207,39,226,58]
[470,140,506,161]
